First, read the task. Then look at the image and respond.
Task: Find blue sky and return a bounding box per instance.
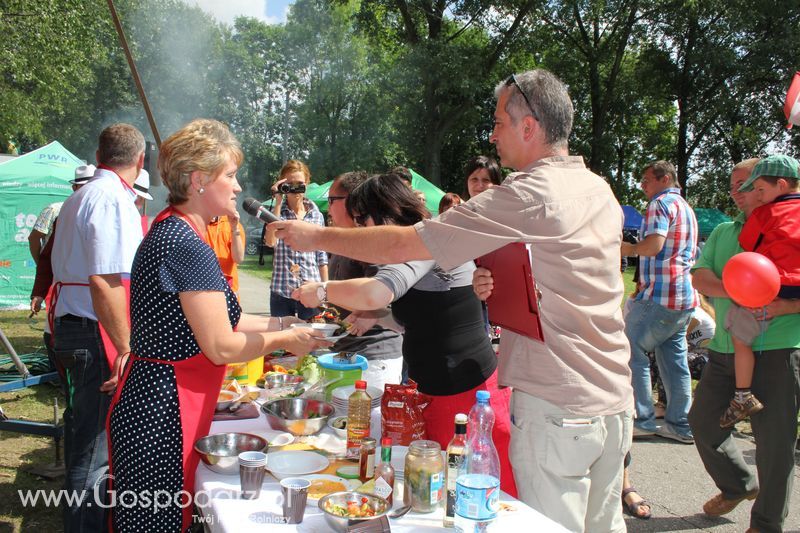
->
[187,0,293,25]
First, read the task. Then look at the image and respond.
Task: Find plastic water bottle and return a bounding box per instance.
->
[454,390,500,532]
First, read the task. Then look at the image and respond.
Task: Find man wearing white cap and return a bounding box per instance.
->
[133,168,153,234]
[27,164,96,265]
[29,164,98,420]
[30,164,96,316]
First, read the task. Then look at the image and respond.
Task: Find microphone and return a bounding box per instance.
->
[242,197,280,224]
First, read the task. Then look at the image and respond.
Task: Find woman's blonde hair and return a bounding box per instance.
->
[159,119,243,204]
[279,159,311,183]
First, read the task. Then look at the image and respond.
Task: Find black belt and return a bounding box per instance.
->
[58,314,98,325]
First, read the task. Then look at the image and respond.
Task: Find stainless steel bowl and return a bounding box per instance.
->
[260,398,334,436]
[194,432,268,475]
[216,390,241,412]
[327,415,348,438]
[265,373,305,390]
[318,491,390,532]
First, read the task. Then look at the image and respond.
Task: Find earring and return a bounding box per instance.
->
[198,187,205,194]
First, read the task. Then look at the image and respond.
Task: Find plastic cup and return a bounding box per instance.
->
[238,451,267,499]
[280,477,311,524]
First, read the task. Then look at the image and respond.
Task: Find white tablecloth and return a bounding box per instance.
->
[195,411,567,532]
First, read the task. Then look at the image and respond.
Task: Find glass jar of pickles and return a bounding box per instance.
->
[403,439,445,513]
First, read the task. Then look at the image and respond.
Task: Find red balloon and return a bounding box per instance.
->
[722,252,781,308]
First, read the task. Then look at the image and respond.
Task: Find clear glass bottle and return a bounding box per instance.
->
[444,413,468,527]
[454,390,501,532]
[372,437,395,505]
[346,380,371,459]
[359,437,377,482]
[404,439,445,513]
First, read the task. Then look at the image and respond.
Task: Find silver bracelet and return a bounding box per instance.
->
[278,316,283,331]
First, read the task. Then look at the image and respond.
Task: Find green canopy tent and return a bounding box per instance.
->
[305,169,446,216]
[304,181,333,213]
[694,208,732,239]
[409,169,446,215]
[0,141,79,308]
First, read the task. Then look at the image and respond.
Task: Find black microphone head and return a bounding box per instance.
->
[242,197,260,215]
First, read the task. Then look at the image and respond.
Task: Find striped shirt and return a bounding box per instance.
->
[635,188,699,310]
[270,198,328,298]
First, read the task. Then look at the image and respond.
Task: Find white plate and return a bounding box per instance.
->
[290,323,350,342]
[301,474,360,501]
[268,433,295,448]
[331,385,383,402]
[266,450,330,480]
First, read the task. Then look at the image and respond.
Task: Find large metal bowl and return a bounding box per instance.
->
[318,491,390,532]
[260,398,334,436]
[194,432,268,475]
[265,373,305,390]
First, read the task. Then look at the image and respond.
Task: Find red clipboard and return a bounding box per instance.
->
[475,243,545,342]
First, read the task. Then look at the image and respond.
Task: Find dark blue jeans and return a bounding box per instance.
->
[269,293,319,320]
[53,316,111,533]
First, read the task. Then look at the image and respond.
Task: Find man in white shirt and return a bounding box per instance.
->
[51,123,145,532]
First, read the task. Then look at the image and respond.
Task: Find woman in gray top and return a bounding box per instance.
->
[293,173,517,496]
[325,171,404,389]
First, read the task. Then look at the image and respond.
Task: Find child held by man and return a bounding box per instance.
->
[721,154,800,427]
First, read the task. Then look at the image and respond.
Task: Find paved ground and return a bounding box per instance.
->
[238,271,800,532]
[625,434,800,532]
[238,270,270,315]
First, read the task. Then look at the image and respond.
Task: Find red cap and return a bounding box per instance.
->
[381,437,392,447]
[355,380,367,389]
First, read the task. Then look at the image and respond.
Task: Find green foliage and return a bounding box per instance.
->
[1,0,798,210]
[0,0,118,153]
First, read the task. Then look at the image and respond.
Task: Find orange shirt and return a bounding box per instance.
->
[207,216,245,293]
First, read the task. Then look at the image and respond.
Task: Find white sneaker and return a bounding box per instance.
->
[655,424,694,444]
[633,426,656,438]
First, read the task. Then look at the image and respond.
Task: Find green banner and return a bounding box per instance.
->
[0,142,80,309]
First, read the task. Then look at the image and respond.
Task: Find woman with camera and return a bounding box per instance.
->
[264,159,328,319]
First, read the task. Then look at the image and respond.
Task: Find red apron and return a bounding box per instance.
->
[108,352,226,530]
[48,279,131,371]
[107,206,229,531]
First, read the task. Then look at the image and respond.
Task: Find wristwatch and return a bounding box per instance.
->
[316,282,328,306]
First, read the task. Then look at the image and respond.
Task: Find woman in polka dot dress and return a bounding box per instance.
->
[107,119,330,532]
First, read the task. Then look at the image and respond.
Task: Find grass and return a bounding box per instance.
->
[0,256,275,531]
[0,311,64,533]
[238,254,274,282]
[622,265,636,301]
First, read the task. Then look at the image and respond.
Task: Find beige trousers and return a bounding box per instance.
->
[509,391,633,533]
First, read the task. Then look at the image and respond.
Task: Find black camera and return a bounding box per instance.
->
[278,182,306,194]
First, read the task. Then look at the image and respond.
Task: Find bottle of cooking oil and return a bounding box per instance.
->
[346,380,371,460]
[444,413,468,527]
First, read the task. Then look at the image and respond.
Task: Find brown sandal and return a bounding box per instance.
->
[622,487,652,520]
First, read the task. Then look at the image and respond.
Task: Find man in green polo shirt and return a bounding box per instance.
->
[689,158,800,533]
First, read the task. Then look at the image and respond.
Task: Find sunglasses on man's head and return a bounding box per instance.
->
[505,74,540,122]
